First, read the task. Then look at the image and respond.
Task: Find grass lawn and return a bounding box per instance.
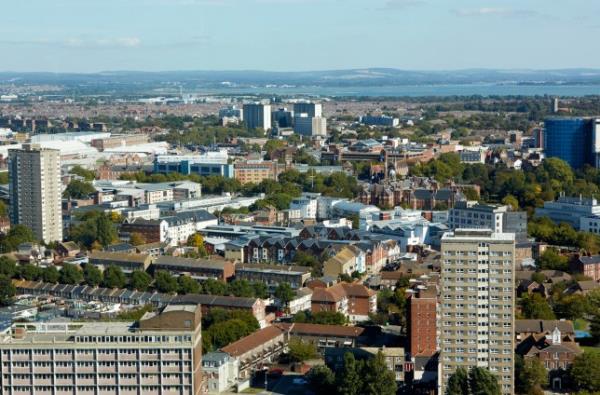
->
[241,388,264,394]
[582,346,600,354]
[574,318,589,331]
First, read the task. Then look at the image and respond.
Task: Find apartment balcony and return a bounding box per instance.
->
[162,388,183,395]
[161,352,181,361]
[12,367,32,374]
[55,366,75,374]
[141,376,160,385]
[98,366,118,374]
[119,377,138,386]
[98,354,117,361]
[78,378,96,386]
[34,389,53,395]
[118,366,138,374]
[119,389,138,395]
[13,378,33,386]
[55,354,75,362]
[139,353,159,361]
[139,389,160,395]
[161,365,182,374]
[98,378,118,386]
[75,366,96,374]
[11,354,31,362]
[162,378,182,385]
[56,378,76,386]
[140,366,160,374]
[119,354,138,361]
[32,354,52,362]
[33,366,52,374]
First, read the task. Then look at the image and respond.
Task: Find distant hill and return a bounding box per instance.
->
[2,68,600,87]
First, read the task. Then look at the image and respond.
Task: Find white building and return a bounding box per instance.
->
[202,352,239,394]
[535,195,600,230]
[290,193,319,219]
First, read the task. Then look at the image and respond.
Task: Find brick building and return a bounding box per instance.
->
[408,286,438,357]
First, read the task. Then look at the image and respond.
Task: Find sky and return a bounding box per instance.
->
[1,0,599,72]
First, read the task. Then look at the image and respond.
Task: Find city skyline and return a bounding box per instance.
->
[1,0,599,73]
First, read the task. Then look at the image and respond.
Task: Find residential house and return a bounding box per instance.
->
[572,255,600,281]
[234,264,311,290]
[88,251,153,273]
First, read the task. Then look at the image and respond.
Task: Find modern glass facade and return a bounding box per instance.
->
[544,118,593,169]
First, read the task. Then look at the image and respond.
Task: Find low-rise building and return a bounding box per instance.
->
[153,256,235,281]
[202,352,239,394]
[234,264,311,290]
[572,255,600,281]
[323,246,359,277]
[311,282,377,323]
[89,251,153,273]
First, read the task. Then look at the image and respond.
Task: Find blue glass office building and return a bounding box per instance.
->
[544,118,593,169]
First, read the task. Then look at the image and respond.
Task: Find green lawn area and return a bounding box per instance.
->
[582,346,600,354]
[574,318,589,331]
[241,388,263,394]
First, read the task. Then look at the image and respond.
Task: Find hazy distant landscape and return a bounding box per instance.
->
[2,68,600,97]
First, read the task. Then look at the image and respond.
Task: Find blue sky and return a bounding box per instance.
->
[1,0,598,72]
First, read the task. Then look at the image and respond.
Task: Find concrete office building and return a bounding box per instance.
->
[293,102,322,118]
[439,229,515,395]
[534,195,600,230]
[448,201,527,239]
[0,304,203,395]
[8,143,63,242]
[293,114,327,137]
[243,104,271,131]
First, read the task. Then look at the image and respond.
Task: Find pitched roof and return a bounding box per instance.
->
[221,325,285,357]
[281,323,365,338]
[515,319,575,335]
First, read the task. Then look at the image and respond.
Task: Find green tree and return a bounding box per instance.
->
[0,275,16,305]
[274,283,294,307]
[70,165,96,181]
[154,270,178,293]
[202,278,228,295]
[520,293,556,320]
[178,275,200,294]
[446,367,469,395]
[130,270,152,291]
[361,351,397,395]
[502,194,520,210]
[229,279,254,297]
[59,263,83,285]
[129,232,146,246]
[19,264,41,281]
[336,352,362,395]
[0,256,18,278]
[554,294,590,320]
[287,338,318,363]
[83,264,103,287]
[63,180,96,199]
[570,352,600,392]
[538,249,569,271]
[251,281,268,299]
[469,367,501,395]
[41,266,59,283]
[306,365,336,395]
[531,272,545,284]
[187,233,208,257]
[0,225,35,252]
[102,265,127,289]
[515,355,548,395]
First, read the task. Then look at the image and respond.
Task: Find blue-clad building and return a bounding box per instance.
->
[544,118,599,169]
[153,152,235,178]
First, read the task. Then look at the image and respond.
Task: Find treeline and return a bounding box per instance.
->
[0,256,269,302]
[412,153,600,215]
[201,308,259,353]
[120,169,361,206]
[306,351,397,395]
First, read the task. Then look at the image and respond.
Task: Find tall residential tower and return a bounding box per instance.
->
[439,229,515,395]
[8,143,63,242]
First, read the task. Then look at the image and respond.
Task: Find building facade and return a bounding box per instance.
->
[243,104,271,131]
[0,305,202,395]
[544,117,600,169]
[439,229,515,395]
[9,143,63,242]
